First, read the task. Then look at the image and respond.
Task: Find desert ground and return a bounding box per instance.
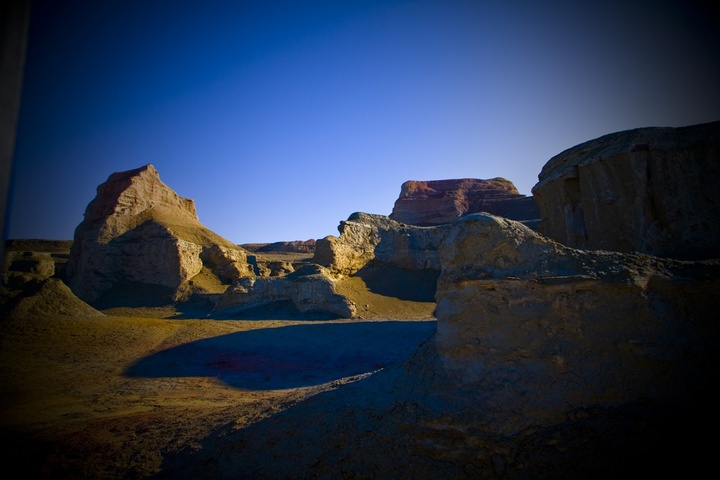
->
[1,240,715,479]
[0,242,440,479]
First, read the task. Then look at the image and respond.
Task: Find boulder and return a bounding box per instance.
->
[531,121,720,259]
[435,213,720,432]
[389,178,540,227]
[66,164,253,305]
[212,264,356,319]
[313,212,449,276]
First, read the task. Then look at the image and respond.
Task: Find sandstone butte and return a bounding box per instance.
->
[65,164,254,306]
[389,177,540,228]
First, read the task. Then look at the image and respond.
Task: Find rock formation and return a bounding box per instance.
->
[435,212,719,432]
[313,212,449,276]
[3,250,55,284]
[212,264,356,319]
[389,178,540,228]
[532,121,720,259]
[66,164,253,305]
[191,214,718,479]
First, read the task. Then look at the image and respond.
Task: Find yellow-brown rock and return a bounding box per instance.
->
[67,164,253,305]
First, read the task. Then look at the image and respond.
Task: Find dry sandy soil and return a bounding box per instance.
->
[0,260,438,479]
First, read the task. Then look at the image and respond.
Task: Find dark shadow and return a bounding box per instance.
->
[125,320,436,390]
[170,294,219,319]
[91,280,176,309]
[207,299,347,321]
[355,265,438,302]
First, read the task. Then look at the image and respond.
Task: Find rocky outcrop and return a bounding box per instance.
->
[246,257,295,277]
[212,264,356,319]
[389,178,540,228]
[3,251,55,283]
[67,164,253,305]
[313,212,449,276]
[532,121,720,259]
[435,212,719,432]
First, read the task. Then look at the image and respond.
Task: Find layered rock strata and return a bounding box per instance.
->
[313,212,449,276]
[67,164,253,304]
[532,121,720,259]
[435,212,719,432]
[389,178,540,227]
[212,264,356,319]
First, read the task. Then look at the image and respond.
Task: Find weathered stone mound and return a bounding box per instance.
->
[532,121,720,259]
[436,213,719,431]
[211,264,355,319]
[313,212,449,276]
[1,278,104,318]
[67,164,253,306]
[389,178,540,227]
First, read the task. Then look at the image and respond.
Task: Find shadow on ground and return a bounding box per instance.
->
[355,265,439,301]
[125,320,436,390]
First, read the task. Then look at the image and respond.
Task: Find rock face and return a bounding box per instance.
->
[212,264,356,319]
[313,212,449,276]
[67,164,253,305]
[435,213,719,432]
[532,121,720,259]
[389,178,540,227]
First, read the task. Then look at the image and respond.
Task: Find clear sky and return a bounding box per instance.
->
[6,0,720,244]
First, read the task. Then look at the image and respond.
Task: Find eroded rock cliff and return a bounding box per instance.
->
[67,164,253,305]
[532,121,720,259]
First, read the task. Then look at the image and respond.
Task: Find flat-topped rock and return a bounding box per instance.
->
[389,178,540,227]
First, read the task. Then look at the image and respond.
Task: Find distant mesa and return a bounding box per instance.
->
[242,240,316,254]
[389,177,540,228]
[66,164,254,307]
[532,120,720,260]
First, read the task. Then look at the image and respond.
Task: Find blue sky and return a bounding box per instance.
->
[7,0,720,244]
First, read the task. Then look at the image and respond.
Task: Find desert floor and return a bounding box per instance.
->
[0,307,437,479]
